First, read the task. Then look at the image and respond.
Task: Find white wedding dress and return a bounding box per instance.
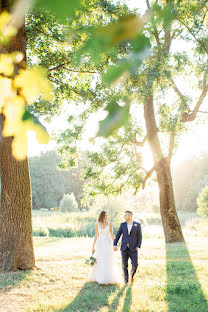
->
[88,222,122,285]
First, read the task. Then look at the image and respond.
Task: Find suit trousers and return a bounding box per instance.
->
[121,247,138,283]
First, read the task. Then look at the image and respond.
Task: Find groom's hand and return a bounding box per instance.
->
[113,246,118,251]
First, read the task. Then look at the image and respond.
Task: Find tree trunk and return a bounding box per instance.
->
[0,1,35,270]
[144,91,184,243]
[0,136,35,270]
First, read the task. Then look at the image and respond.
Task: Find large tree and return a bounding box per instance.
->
[0,0,143,269]
[58,0,208,243]
[0,0,35,270]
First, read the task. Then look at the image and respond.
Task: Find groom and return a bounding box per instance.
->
[113,211,142,285]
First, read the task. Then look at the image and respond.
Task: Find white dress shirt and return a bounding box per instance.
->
[127,221,133,235]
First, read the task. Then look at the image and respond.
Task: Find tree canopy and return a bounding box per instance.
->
[56,0,208,202]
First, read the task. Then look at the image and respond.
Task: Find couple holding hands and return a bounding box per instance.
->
[88,210,142,285]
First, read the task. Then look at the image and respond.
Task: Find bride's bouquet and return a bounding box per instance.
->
[85,252,97,266]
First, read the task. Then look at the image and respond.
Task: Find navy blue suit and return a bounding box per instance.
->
[113,221,142,283]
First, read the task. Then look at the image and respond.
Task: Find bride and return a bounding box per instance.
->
[88,211,122,285]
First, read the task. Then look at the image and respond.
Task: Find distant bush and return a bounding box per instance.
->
[33,223,49,237]
[59,193,78,212]
[48,227,73,237]
[197,185,208,217]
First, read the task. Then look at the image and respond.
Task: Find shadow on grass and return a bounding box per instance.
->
[56,283,132,312]
[0,269,28,291]
[56,282,118,312]
[108,284,132,312]
[122,285,132,312]
[166,242,208,312]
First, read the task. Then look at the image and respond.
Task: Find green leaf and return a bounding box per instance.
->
[102,34,151,85]
[34,0,81,22]
[131,33,151,53]
[73,14,144,66]
[102,63,130,85]
[97,95,130,137]
[22,110,50,144]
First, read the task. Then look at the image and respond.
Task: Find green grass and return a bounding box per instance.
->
[0,211,207,311]
[166,242,208,312]
[0,229,208,312]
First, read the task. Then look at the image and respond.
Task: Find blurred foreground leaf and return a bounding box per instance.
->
[73,14,144,66]
[14,67,53,104]
[34,0,81,22]
[97,95,130,137]
[3,100,50,160]
[102,34,151,85]
[0,11,17,45]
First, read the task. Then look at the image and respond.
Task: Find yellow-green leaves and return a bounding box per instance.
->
[0,52,23,76]
[97,14,143,46]
[0,11,17,45]
[1,67,52,160]
[3,96,25,137]
[1,91,50,160]
[14,67,53,104]
[0,77,14,110]
[0,9,53,161]
[0,63,52,160]
[74,14,145,67]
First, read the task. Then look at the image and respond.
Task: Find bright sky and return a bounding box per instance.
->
[27,0,208,171]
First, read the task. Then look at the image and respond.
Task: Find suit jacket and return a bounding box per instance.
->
[113,221,142,252]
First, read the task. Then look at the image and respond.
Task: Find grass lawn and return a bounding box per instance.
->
[0,228,208,312]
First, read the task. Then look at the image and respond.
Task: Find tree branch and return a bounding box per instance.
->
[104,164,130,191]
[167,132,176,162]
[146,0,161,48]
[110,142,126,162]
[195,6,208,35]
[171,29,178,40]
[134,166,155,195]
[62,67,97,74]
[178,19,208,54]
[181,74,208,122]
[48,63,97,74]
[26,28,65,43]
[48,62,70,72]
[127,135,146,147]
[33,28,65,42]
[191,110,208,114]
[172,74,208,123]
[164,29,172,52]
[171,79,190,110]
[142,166,155,189]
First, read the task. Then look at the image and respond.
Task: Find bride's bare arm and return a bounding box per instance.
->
[92,223,98,253]
[109,222,114,241]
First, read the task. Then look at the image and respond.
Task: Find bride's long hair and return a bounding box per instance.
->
[98,211,107,224]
